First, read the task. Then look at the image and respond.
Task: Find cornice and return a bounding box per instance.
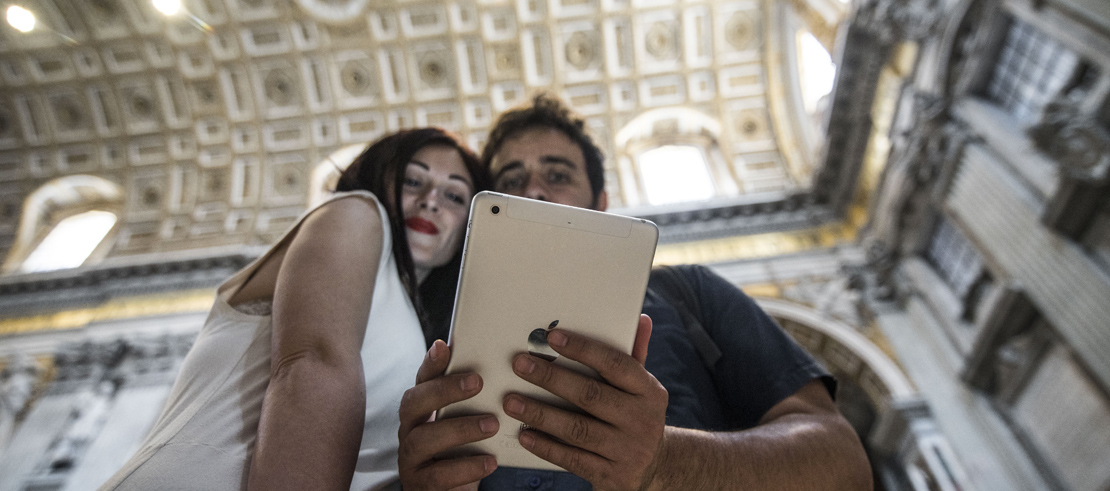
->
[629,20,891,245]
[0,246,260,320]
[619,191,832,243]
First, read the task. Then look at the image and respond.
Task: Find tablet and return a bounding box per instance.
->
[440,191,659,471]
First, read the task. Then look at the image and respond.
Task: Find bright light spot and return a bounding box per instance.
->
[797,31,837,115]
[639,145,715,205]
[21,211,117,273]
[152,0,182,16]
[6,6,36,33]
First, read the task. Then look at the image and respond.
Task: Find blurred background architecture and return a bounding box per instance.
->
[0,0,1107,489]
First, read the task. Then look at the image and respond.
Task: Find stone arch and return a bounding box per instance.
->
[307,143,370,208]
[933,0,988,98]
[613,108,734,207]
[615,107,723,150]
[2,175,123,274]
[764,1,840,183]
[755,297,970,490]
[755,297,916,407]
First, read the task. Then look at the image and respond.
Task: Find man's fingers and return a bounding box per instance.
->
[415,339,451,384]
[400,415,499,467]
[511,353,635,424]
[503,394,617,456]
[544,329,661,396]
[398,415,497,491]
[399,342,498,491]
[398,371,483,437]
[403,455,496,491]
[502,322,667,491]
[516,430,617,487]
[631,314,652,365]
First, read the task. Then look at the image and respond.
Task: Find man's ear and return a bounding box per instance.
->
[595,190,608,212]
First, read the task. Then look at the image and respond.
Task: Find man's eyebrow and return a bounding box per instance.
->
[493,155,577,182]
[493,161,523,181]
[539,155,577,169]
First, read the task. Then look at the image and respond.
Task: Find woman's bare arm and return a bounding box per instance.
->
[247,196,384,491]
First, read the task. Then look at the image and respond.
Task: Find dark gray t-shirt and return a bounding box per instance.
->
[479,265,833,490]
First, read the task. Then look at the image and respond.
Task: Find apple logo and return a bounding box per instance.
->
[527,320,560,362]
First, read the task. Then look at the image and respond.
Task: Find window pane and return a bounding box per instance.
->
[21,210,117,273]
[986,18,1080,122]
[638,145,715,205]
[796,30,836,116]
[925,217,983,298]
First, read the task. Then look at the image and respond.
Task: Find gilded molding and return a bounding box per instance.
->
[0,290,214,337]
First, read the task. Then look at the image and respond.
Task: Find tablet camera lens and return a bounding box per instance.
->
[491,205,500,215]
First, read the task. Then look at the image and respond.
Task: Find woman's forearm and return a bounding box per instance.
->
[247,353,366,491]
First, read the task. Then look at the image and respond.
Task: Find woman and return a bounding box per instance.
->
[100,128,488,490]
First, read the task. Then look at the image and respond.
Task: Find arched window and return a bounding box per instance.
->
[637,145,715,205]
[2,175,123,274]
[614,108,735,208]
[766,0,847,183]
[796,30,836,119]
[19,210,117,273]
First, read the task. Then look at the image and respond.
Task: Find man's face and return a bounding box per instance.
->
[488,126,608,211]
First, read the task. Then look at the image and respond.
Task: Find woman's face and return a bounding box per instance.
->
[400,144,475,281]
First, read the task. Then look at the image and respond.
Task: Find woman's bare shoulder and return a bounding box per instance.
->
[229,193,386,307]
[301,193,385,242]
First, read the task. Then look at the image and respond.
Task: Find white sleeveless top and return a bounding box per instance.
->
[99,191,426,491]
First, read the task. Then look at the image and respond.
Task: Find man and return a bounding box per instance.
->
[398,95,872,490]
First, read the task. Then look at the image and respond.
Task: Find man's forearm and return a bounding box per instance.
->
[647,413,872,491]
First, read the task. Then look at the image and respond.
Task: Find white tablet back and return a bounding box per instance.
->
[441,191,658,470]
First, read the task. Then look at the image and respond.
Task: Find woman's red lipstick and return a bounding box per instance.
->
[405,217,439,235]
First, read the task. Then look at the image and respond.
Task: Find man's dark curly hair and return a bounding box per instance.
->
[481,93,606,206]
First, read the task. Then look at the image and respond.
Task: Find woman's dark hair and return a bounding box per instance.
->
[335,128,488,346]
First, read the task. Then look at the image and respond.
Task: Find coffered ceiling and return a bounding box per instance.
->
[0,0,856,263]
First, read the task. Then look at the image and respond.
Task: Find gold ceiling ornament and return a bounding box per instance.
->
[735,109,770,140]
[653,217,862,266]
[725,11,757,51]
[418,58,449,87]
[274,162,303,196]
[51,96,85,131]
[645,21,679,60]
[565,31,597,71]
[125,91,156,121]
[340,60,375,96]
[263,68,297,106]
[0,289,216,336]
[493,43,521,73]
